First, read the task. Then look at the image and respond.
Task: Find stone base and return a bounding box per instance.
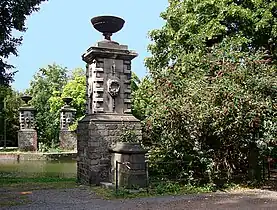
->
[18,129,37,151]
[77,114,142,185]
[110,142,147,188]
[59,130,77,151]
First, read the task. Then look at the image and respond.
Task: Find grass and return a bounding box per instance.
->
[0,176,77,191]
[0,171,249,202]
[0,171,77,191]
[0,147,18,152]
[92,182,243,200]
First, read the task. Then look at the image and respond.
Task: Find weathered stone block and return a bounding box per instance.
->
[77,114,142,185]
[110,142,147,188]
[18,130,37,151]
[59,130,77,151]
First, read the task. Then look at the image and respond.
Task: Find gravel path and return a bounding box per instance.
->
[2,188,277,210]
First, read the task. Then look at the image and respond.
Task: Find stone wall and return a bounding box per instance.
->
[18,129,37,151]
[77,115,142,185]
[59,130,77,151]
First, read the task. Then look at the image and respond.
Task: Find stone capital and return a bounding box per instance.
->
[82,42,138,64]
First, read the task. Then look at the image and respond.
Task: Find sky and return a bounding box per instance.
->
[9,0,168,91]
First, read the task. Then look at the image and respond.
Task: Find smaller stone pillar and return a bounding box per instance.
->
[18,95,37,151]
[110,142,147,188]
[59,97,77,151]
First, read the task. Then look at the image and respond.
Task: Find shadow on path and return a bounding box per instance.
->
[1,187,277,210]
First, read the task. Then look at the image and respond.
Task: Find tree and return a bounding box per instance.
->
[27,64,68,145]
[49,68,86,131]
[0,0,47,85]
[137,0,277,182]
[0,86,23,147]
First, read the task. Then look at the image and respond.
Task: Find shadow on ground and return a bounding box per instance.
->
[1,187,277,210]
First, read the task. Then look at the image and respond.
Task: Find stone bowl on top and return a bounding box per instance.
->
[21,95,32,105]
[91,16,125,40]
[62,97,73,106]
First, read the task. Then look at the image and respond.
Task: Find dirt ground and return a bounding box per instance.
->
[1,187,277,210]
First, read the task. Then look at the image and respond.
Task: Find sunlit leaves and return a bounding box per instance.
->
[0,0,47,84]
[136,0,277,181]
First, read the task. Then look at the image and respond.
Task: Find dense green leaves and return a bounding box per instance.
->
[0,0,47,84]
[48,68,86,132]
[0,86,23,146]
[27,64,68,145]
[134,0,277,182]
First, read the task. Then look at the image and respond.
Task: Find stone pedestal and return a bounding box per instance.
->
[18,130,37,151]
[77,114,142,185]
[77,16,142,185]
[59,98,77,150]
[110,142,147,188]
[59,130,77,151]
[18,97,37,151]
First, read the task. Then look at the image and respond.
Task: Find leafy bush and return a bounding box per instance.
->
[133,0,277,183]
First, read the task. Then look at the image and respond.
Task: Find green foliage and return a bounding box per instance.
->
[37,142,61,153]
[0,172,76,190]
[48,68,86,131]
[27,64,68,146]
[61,68,86,119]
[132,76,154,120]
[133,0,277,183]
[93,182,219,199]
[119,128,139,143]
[26,65,86,146]
[0,86,23,146]
[0,0,47,84]
[3,89,23,146]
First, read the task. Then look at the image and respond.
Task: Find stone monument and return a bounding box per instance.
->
[18,95,37,151]
[59,97,77,151]
[77,16,142,185]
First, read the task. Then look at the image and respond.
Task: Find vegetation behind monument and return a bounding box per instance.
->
[133,0,277,182]
[26,64,86,147]
[0,0,47,146]
[0,0,47,85]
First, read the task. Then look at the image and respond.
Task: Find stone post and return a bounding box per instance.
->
[110,142,147,188]
[59,97,77,151]
[77,16,142,185]
[18,95,37,151]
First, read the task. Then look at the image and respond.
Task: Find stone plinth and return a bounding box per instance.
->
[77,114,142,185]
[18,129,37,151]
[59,99,77,150]
[18,103,37,151]
[59,130,77,151]
[110,142,147,188]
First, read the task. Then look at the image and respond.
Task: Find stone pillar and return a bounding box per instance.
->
[18,95,37,151]
[59,98,77,150]
[77,16,142,185]
[59,97,77,151]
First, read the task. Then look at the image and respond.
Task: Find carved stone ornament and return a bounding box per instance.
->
[107,79,120,97]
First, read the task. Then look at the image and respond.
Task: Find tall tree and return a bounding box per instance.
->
[49,68,86,131]
[27,64,68,145]
[0,0,47,85]
[137,0,277,181]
